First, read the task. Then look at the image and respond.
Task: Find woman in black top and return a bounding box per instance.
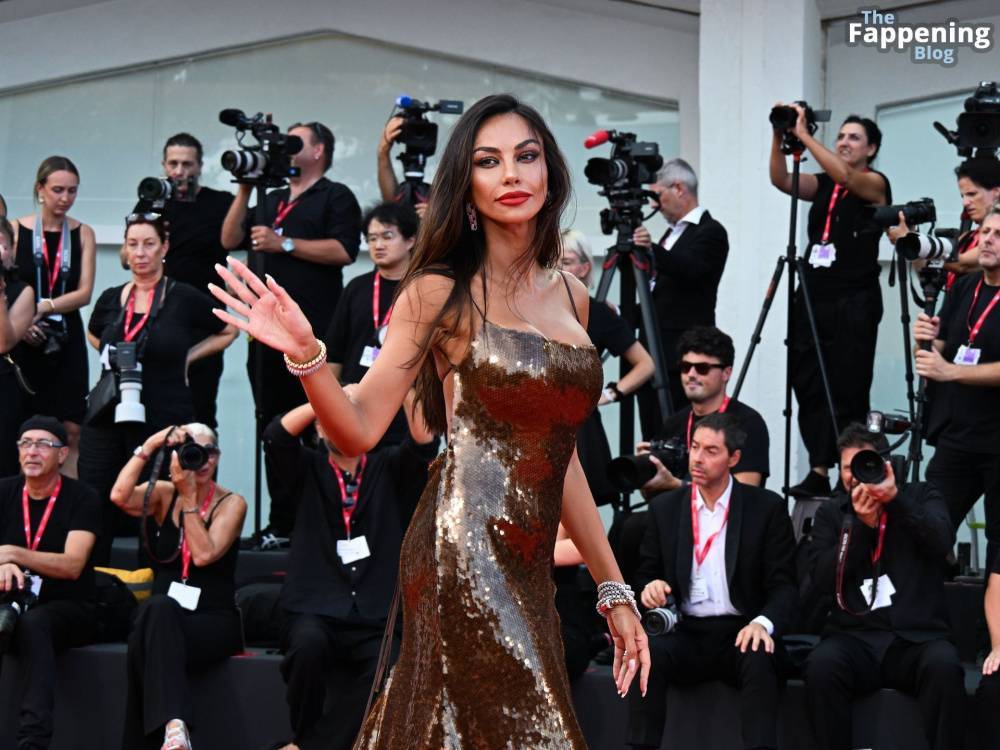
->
[0,217,36,477]
[110,422,246,750]
[559,230,654,506]
[12,157,97,477]
[79,214,236,557]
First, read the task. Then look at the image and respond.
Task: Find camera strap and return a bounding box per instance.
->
[330,454,367,539]
[179,481,216,582]
[834,511,887,616]
[685,396,729,450]
[32,214,72,299]
[22,476,62,551]
[965,276,1000,347]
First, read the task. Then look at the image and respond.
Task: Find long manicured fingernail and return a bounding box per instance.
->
[265,273,275,283]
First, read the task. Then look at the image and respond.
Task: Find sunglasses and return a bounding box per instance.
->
[126,212,162,225]
[679,360,726,375]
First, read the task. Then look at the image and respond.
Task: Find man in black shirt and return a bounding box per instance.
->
[916,208,1000,571]
[803,424,964,750]
[135,133,234,427]
[770,107,890,498]
[632,159,729,432]
[0,415,101,749]
[265,394,437,750]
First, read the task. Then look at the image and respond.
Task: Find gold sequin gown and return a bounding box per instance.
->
[354,319,603,749]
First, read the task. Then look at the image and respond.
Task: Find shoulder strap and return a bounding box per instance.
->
[206,491,235,525]
[558,271,581,323]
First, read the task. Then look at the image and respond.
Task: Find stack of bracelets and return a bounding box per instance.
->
[596,580,641,622]
[284,340,328,378]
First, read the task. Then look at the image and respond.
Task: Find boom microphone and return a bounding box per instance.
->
[584,130,611,149]
[219,109,248,128]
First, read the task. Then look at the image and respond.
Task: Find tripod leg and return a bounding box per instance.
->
[896,252,917,422]
[629,250,673,421]
[732,256,786,400]
[594,251,618,305]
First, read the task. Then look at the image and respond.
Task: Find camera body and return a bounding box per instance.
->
[607,437,688,492]
[219,109,303,187]
[642,594,681,636]
[137,177,196,208]
[584,130,663,237]
[35,317,68,356]
[0,578,38,654]
[111,341,145,424]
[769,100,832,154]
[390,96,464,207]
[935,81,1000,158]
[871,197,937,228]
[177,435,211,471]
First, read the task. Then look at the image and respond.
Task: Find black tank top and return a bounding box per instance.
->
[148,490,239,610]
[15,222,83,299]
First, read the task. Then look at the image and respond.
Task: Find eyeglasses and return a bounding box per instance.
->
[679,360,726,375]
[17,438,64,451]
[366,230,398,243]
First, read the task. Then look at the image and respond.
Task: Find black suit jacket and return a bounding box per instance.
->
[807,482,954,642]
[634,480,798,635]
[652,209,729,333]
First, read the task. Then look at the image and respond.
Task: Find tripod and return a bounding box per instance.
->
[731,150,840,503]
[594,220,674,512]
[888,248,918,423]
[249,182,270,537]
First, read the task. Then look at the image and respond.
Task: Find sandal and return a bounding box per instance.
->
[162,719,192,750]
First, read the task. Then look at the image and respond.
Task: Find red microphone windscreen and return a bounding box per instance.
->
[584,130,610,149]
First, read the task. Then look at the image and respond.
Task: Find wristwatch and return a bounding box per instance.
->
[132,445,150,461]
[281,237,295,254]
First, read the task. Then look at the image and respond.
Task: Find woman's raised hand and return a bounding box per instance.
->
[209,257,317,361]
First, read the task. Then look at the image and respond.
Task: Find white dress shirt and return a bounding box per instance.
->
[681,476,775,635]
[662,205,706,251]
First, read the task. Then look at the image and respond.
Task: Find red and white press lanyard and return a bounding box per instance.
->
[691,484,730,568]
[122,286,156,342]
[686,396,730,450]
[965,276,1000,347]
[272,199,298,229]
[819,184,848,244]
[22,477,62,551]
[372,274,393,332]
[41,233,65,294]
[330,455,367,539]
[180,482,216,582]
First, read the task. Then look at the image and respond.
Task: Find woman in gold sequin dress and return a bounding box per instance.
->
[212,94,650,749]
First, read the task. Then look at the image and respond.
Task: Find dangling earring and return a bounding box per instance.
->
[466,202,479,231]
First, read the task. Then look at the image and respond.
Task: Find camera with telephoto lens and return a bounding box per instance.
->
[219,109,303,187]
[871,197,937,228]
[642,594,681,636]
[0,579,38,655]
[176,434,211,471]
[110,341,145,424]
[136,177,196,208]
[934,81,1000,158]
[389,95,464,207]
[584,130,664,237]
[607,437,688,492]
[769,100,832,154]
[897,229,960,264]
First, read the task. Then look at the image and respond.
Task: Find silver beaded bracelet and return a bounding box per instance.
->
[596,581,641,622]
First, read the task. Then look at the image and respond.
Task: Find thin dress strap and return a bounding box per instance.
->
[558,271,581,323]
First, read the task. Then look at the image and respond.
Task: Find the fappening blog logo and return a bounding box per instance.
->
[846,7,993,67]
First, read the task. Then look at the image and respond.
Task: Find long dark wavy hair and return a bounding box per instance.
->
[399,94,573,433]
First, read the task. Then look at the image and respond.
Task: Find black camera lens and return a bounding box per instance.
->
[138,177,172,202]
[769,105,798,131]
[850,449,887,485]
[177,437,210,471]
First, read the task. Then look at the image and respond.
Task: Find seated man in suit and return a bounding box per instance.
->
[633,158,729,430]
[628,413,796,750]
[803,423,965,750]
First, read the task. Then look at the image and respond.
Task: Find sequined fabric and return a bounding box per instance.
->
[354,321,603,750]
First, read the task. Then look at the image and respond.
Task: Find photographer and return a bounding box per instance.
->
[1,217,35,477]
[0,416,101,750]
[628,413,796,750]
[632,158,729,425]
[803,423,963,750]
[915,206,1000,570]
[220,120,362,427]
[79,215,236,562]
[266,392,437,750]
[109,423,246,750]
[12,157,97,478]
[133,133,235,427]
[376,117,428,218]
[770,107,890,498]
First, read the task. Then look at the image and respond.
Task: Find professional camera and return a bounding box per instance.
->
[111,341,145,424]
[934,81,1000,158]
[849,448,889,485]
[584,129,663,236]
[0,580,38,654]
[897,229,959,264]
[35,317,69,356]
[389,95,464,206]
[219,109,303,187]
[136,177,196,208]
[769,100,832,154]
[176,434,211,471]
[607,437,687,492]
[642,594,681,636]
[871,197,936,228]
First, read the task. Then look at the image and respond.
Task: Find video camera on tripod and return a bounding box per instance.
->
[584,129,663,235]
[218,109,304,187]
[934,81,1000,159]
[389,95,464,207]
[769,101,831,155]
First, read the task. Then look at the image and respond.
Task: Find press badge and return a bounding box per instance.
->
[337,535,371,564]
[167,581,202,611]
[860,574,895,611]
[808,243,837,268]
[688,575,709,604]
[359,346,380,369]
[27,574,42,598]
[954,345,981,366]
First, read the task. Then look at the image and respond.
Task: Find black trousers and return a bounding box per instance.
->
[803,633,965,750]
[925,444,1000,573]
[187,352,224,429]
[9,599,97,750]
[627,616,780,750]
[791,285,882,469]
[122,595,243,750]
[280,612,395,750]
[976,669,1000,749]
